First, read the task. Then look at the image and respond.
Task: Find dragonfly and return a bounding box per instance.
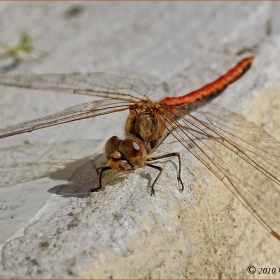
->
[0,56,280,241]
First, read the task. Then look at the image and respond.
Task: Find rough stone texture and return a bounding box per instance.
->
[0,2,280,278]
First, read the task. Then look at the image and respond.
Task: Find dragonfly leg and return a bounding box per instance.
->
[91,166,111,192]
[96,166,105,173]
[146,163,163,196]
[147,152,184,192]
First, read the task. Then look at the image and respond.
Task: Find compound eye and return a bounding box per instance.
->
[118,138,143,160]
[105,136,121,159]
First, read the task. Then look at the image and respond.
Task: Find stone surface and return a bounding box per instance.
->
[0,2,280,278]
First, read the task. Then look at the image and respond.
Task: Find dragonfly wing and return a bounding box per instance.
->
[0,99,132,139]
[158,104,280,239]
[0,72,168,102]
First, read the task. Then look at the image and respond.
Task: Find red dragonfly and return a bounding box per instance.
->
[0,57,280,241]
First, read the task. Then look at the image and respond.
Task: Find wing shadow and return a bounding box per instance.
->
[48,153,125,197]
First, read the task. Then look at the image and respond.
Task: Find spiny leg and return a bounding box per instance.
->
[147,152,184,192]
[91,166,111,192]
[146,163,163,196]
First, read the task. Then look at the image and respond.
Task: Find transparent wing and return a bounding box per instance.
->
[0,99,132,139]
[158,103,280,239]
[0,72,168,101]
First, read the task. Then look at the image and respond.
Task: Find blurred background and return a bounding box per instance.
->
[1,2,280,278]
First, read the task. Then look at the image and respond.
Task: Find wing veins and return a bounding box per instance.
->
[0,72,152,102]
[187,110,280,185]
[157,107,280,237]
[0,100,132,139]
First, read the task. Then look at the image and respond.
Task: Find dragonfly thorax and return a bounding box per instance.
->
[125,105,167,154]
[105,136,147,172]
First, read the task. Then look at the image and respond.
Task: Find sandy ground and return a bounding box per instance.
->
[0,2,280,278]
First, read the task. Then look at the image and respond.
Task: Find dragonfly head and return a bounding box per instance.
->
[105,136,147,171]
